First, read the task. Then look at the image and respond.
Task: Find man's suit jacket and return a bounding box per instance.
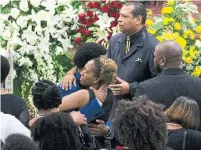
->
[107,27,158,99]
[135,68,201,111]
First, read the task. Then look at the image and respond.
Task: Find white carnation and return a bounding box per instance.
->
[30,0,41,7]
[2,30,11,41]
[10,8,20,19]
[16,16,28,28]
[19,0,29,12]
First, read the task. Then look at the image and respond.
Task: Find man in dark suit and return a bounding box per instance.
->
[135,40,201,111]
[108,2,158,100]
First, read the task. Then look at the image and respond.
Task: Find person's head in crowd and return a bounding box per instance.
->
[118,2,146,35]
[2,134,38,150]
[31,112,82,150]
[73,42,107,71]
[114,95,167,150]
[80,57,117,88]
[154,40,182,73]
[32,80,62,111]
[164,96,200,130]
[1,55,10,84]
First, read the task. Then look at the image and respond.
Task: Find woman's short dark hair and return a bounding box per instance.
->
[114,95,167,150]
[1,55,10,83]
[32,80,62,110]
[2,133,38,150]
[73,42,107,69]
[164,96,200,130]
[31,112,82,150]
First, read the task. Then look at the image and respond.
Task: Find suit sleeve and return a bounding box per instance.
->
[134,84,146,97]
[129,82,138,97]
[107,38,113,58]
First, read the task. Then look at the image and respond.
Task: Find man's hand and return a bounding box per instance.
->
[61,74,76,90]
[109,77,129,96]
[90,84,108,103]
[70,111,87,125]
[88,120,109,137]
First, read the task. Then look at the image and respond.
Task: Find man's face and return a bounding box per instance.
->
[80,60,96,88]
[118,5,138,34]
[154,48,162,73]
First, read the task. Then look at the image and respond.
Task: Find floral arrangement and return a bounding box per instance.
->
[75,0,124,47]
[0,0,81,116]
[0,0,80,93]
[146,0,201,77]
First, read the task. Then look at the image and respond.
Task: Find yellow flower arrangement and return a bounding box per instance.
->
[146,19,154,27]
[147,0,201,77]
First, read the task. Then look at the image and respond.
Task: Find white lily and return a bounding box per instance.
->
[95,13,115,31]
[18,57,33,67]
[2,29,11,41]
[21,26,39,45]
[55,46,64,56]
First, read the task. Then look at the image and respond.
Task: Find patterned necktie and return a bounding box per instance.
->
[125,36,130,54]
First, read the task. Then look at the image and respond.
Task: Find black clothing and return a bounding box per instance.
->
[1,94,29,127]
[167,128,201,150]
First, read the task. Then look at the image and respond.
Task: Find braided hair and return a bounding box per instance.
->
[32,80,62,110]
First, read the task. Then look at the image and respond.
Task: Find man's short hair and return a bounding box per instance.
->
[1,55,10,83]
[73,42,107,69]
[125,2,147,24]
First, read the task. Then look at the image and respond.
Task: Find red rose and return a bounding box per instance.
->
[93,2,100,8]
[87,10,93,17]
[98,39,104,45]
[109,1,116,8]
[75,37,82,45]
[108,10,117,17]
[107,33,112,40]
[115,13,120,19]
[77,28,84,33]
[92,15,99,23]
[115,2,122,9]
[110,20,118,28]
[87,2,94,8]
[101,5,109,13]
[78,13,86,20]
[86,18,93,27]
[79,20,85,25]
[83,30,90,36]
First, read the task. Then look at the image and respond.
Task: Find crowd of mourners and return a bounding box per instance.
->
[1,2,201,150]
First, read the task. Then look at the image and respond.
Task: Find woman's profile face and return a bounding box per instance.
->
[80,60,96,88]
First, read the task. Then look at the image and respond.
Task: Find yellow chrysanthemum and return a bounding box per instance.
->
[174,23,181,31]
[167,0,175,6]
[163,17,174,25]
[200,35,201,39]
[176,37,186,48]
[183,30,194,39]
[185,57,193,64]
[146,19,154,27]
[147,9,152,16]
[191,66,201,77]
[156,36,163,42]
[195,26,201,34]
[189,46,198,59]
[163,32,175,40]
[147,29,156,35]
[182,49,188,60]
[161,7,174,15]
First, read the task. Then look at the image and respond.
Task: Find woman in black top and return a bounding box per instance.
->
[165,96,201,150]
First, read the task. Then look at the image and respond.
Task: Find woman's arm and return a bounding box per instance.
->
[59,89,90,111]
